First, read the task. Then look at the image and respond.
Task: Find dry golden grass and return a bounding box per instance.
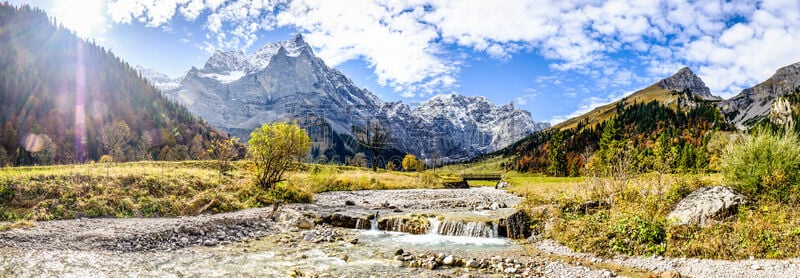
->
[288,164,456,192]
[0,161,460,222]
[0,220,35,231]
[503,173,586,201]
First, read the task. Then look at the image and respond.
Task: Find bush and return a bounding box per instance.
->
[0,183,13,204]
[610,215,666,256]
[721,128,800,202]
[269,182,312,203]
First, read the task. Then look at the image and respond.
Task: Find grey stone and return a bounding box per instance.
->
[203,239,217,246]
[667,186,745,227]
[443,255,455,266]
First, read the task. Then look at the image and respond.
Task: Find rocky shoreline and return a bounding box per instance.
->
[0,188,525,252]
[2,188,800,277]
[0,207,280,252]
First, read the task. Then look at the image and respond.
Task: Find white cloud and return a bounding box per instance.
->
[719,23,754,47]
[105,0,800,105]
[515,89,538,105]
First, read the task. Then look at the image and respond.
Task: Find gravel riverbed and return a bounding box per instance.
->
[1,187,798,277]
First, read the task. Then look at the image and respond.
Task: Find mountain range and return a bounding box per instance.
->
[144,35,550,163]
[508,59,800,174]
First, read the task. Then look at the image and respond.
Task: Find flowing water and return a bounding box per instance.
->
[1,187,527,276]
[0,223,520,277]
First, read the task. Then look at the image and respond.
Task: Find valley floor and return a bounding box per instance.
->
[2,187,798,277]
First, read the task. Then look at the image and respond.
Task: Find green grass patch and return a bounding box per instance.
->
[467,180,497,187]
[436,155,510,175]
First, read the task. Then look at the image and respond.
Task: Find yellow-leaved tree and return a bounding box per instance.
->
[248,122,311,191]
[401,153,419,171]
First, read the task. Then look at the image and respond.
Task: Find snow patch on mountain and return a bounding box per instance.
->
[250,34,309,71]
[198,71,246,84]
[136,65,181,91]
[154,35,548,160]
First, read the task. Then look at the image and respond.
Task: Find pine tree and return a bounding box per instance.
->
[548,130,567,177]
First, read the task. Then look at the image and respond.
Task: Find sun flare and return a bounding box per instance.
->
[51,0,107,38]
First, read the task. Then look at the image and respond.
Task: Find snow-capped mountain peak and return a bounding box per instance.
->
[249,34,312,71]
[203,50,249,73]
[156,35,549,161]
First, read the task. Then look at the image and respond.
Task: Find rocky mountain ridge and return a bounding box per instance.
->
[656,67,720,101]
[148,35,549,162]
[720,61,800,129]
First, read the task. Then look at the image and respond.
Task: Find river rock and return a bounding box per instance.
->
[443,255,455,266]
[667,186,745,227]
[466,259,480,268]
[495,180,510,189]
[203,239,217,246]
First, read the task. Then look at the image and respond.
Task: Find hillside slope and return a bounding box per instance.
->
[507,67,732,175]
[0,4,231,166]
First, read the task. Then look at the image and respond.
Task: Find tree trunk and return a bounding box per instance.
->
[371,149,381,172]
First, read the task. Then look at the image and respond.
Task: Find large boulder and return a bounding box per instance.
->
[667,186,746,227]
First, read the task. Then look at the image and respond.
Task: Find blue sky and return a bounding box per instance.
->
[12,0,800,124]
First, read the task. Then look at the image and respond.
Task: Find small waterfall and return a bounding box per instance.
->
[352,212,381,230]
[354,218,369,229]
[426,217,441,235]
[369,214,503,238]
[370,211,379,231]
[431,220,498,238]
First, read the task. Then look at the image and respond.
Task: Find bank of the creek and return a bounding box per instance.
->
[2,187,799,277]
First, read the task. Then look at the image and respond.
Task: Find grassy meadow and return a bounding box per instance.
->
[0,161,456,224]
[503,172,800,260]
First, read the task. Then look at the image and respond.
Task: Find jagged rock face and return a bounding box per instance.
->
[154,35,547,161]
[408,94,549,156]
[719,62,800,129]
[657,67,719,100]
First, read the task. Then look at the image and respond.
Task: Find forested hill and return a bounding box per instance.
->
[0,4,231,166]
[502,67,735,176]
[506,95,733,175]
